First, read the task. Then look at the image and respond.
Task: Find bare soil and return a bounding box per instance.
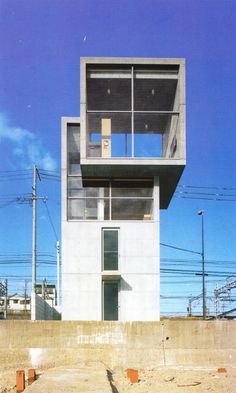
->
[111,366,236,393]
[1,366,236,392]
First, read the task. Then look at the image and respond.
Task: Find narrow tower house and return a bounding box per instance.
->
[61,57,186,320]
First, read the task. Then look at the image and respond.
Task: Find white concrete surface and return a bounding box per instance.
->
[62,220,160,321]
[24,363,112,393]
[61,57,186,321]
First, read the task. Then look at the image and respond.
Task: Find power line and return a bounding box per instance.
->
[0,170,32,173]
[0,200,18,208]
[160,242,201,255]
[43,200,58,241]
[178,184,236,191]
[161,268,235,277]
[176,184,236,202]
[0,174,32,182]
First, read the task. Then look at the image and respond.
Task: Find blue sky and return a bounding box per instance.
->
[0,0,236,315]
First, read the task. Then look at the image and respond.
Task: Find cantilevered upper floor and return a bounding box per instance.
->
[80,57,186,179]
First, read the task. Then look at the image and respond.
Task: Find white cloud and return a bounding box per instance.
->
[0,114,34,142]
[0,112,57,170]
[40,153,57,171]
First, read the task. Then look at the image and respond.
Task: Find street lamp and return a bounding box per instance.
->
[198,210,206,319]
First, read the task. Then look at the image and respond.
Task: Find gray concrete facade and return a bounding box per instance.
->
[80,57,186,208]
[61,58,186,321]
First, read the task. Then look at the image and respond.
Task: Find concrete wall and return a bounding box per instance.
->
[61,117,160,322]
[31,293,61,320]
[62,220,160,321]
[0,321,235,370]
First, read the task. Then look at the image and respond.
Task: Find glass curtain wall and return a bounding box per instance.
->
[68,179,154,221]
[86,64,180,159]
[66,124,154,221]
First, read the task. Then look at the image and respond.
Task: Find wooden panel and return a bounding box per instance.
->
[101,118,111,158]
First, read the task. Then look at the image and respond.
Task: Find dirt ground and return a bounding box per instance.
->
[1,366,236,392]
[111,366,236,393]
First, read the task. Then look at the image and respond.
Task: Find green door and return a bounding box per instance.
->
[103,282,118,320]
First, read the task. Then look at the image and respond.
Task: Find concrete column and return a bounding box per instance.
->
[153,176,160,320]
[98,188,104,220]
[153,176,160,222]
[31,291,36,321]
[80,59,87,159]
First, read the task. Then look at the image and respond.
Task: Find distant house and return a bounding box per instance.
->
[0,293,31,313]
[0,282,57,320]
[35,283,57,307]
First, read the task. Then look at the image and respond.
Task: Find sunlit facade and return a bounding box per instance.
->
[61,58,186,320]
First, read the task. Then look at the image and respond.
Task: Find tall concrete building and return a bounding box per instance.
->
[61,57,186,321]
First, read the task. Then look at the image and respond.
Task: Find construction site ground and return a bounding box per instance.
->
[1,363,236,393]
[0,320,235,392]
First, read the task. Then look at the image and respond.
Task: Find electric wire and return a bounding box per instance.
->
[160,242,201,255]
[42,200,58,241]
[1,170,236,314]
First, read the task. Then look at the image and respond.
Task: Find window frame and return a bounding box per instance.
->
[86,64,180,159]
[102,228,119,271]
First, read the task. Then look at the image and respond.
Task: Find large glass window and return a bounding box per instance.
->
[103,229,119,271]
[68,198,110,220]
[67,179,153,221]
[134,113,179,158]
[86,64,180,159]
[87,113,132,158]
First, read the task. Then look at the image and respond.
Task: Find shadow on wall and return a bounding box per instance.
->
[120,278,132,291]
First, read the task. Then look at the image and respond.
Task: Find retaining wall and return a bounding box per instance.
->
[0,320,235,370]
[31,293,61,320]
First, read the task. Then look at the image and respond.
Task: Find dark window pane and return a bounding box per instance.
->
[134,78,177,111]
[87,78,131,111]
[103,282,118,321]
[68,153,81,175]
[111,187,153,198]
[104,230,118,251]
[104,252,118,270]
[112,199,153,220]
[103,230,118,270]
[111,179,153,188]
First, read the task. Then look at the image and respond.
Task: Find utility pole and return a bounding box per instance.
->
[31,165,47,295]
[17,165,47,297]
[198,210,206,320]
[24,280,28,313]
[56,240,60,306]
[32,165,38,294]
[4,279,7,320]
[42,278,46,299]
[16,165,47,321]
